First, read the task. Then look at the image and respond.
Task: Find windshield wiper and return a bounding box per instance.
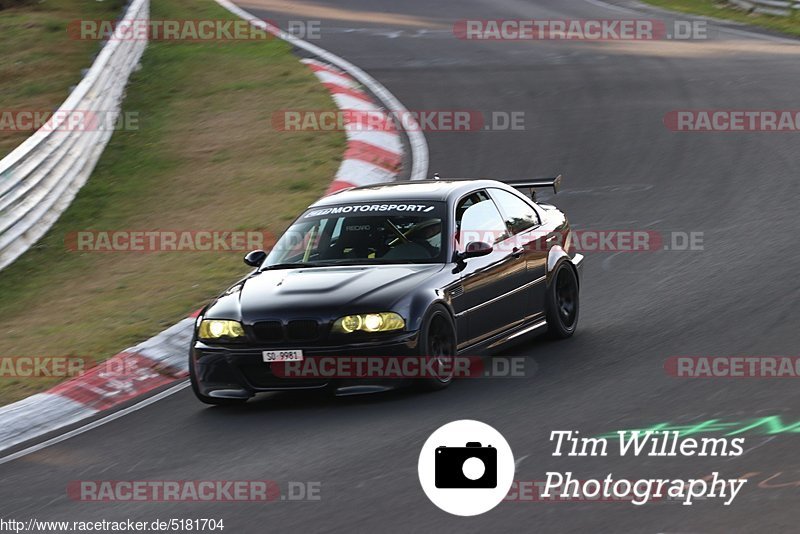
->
[316,259,420,266]
[261,259,427,270]
[260,262,319,271]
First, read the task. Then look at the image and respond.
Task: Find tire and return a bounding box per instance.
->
[417,304,457,391]
[545,262,580,339]
[190,356,248,406]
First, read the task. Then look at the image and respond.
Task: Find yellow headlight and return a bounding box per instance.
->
[363,314,384,332]
[340,315,363,333]
[333,313,405,334]
[198,319,245,340]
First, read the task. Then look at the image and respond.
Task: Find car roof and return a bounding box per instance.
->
[309,179,512,207]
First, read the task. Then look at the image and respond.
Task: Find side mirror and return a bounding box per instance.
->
[460,241,493,260]
[244,249,267,267]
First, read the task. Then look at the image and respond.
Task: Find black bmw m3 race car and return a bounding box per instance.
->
[190,177,583,404]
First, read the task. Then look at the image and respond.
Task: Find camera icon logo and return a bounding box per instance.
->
[418,420,515,516]
[435,442,497,488]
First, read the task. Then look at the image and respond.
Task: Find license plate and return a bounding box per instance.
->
[263,349,304,362]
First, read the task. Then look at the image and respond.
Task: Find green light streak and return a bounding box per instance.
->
[598,415,800,440]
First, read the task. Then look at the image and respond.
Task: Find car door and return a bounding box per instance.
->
[452,191,528,350]
[488,188,549,321]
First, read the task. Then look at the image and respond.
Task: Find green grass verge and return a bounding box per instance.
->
[0,0,345,404]
[640,0,800,38]
[0,0,125,157]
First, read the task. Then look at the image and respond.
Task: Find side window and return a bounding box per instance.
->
[489,188,540,236]
[455,191,490,227]
[456,193,508,250]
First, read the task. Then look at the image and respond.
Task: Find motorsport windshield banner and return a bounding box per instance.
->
[303,202,443,219]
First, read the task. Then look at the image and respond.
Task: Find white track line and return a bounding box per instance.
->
[584,0,637,14]
[0,381,189,466]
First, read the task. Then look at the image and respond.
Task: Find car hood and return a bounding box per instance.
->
[206,264,445,322]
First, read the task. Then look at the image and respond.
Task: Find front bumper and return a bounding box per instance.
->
[191,331,421,398]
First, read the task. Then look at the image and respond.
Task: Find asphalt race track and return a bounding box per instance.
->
[2,0,800,531]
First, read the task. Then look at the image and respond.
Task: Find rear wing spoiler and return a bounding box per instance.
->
[505,174,563,201]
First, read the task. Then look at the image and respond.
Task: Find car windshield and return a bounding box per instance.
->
[263,201,447,267]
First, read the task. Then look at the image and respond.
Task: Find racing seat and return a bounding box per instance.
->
[323,218,384,260]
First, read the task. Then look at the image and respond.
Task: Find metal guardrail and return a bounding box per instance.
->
[729,0,800,17]
[0,0,148,271]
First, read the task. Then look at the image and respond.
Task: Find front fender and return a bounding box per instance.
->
[393,288,455,331]
[547,246,584,288]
